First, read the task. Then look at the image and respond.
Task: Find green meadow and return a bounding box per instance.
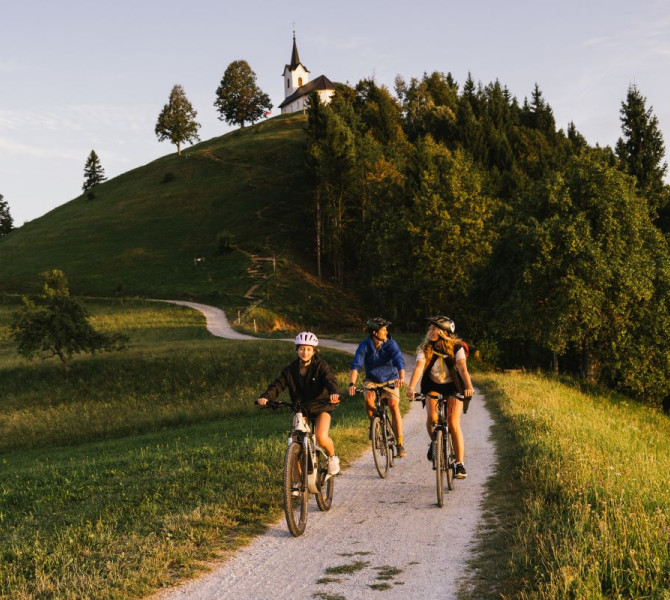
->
[0,297,370,599]
[465,372,670,600]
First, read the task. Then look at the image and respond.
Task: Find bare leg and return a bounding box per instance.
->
[314,412,335,457]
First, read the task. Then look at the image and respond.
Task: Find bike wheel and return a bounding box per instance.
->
[315,451,334,511]
[446,429,454,491]
[434,429,445,507]
[371,416,389,478]
[385,413,395,468]
[283,443,308,536]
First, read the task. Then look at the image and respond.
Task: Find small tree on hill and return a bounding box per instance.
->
[214,60,272,128]
[82,150,107,196]
[155,84,201,156]
[0,193,14,237]
[11,270,129,372]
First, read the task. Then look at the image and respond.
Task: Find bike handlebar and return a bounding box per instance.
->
[354,384,396,394]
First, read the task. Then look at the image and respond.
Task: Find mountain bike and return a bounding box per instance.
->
[415,391,465,507]
[258,399,335,536]
[356,385,397,478]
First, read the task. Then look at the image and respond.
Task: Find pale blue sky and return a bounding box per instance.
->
[2,0,669,225]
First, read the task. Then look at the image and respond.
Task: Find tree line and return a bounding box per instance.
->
[305,74,670,407]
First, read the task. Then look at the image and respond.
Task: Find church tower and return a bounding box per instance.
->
[282,33,310,98]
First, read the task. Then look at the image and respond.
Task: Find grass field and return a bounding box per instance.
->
[0,115,362,331]
[465,371,670,600]
[0,297,372,599]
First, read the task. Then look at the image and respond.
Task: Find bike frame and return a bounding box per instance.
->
[288,410,331,493]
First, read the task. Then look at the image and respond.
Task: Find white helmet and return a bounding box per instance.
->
[294,331,319,347]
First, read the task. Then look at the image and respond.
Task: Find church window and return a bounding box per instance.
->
[287,78,290,88]
[298,77,303,86]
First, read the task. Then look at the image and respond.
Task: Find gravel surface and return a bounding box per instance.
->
[156,301,495,600]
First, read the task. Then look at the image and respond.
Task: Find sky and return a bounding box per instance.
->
[2,0,669,226]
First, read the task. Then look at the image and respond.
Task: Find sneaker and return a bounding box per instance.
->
[426,443,433,462]
[327,455,341,476]
[455,462,467,479]
[396,444,407,458]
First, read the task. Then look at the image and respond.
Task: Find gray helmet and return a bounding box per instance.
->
[366,317,391,333]
[426,315,455,333]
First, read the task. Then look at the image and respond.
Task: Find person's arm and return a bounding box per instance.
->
[405,359,425,398]
[320,360,341,404]
[455,358,474,397]
[258,366,290,405]
[348,369,359,396]
[348,342,366,395]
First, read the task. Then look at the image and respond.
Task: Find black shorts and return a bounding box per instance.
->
[421,379,459,398]
[303,400,336,421]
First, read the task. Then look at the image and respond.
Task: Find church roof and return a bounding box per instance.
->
[278,75,337,109]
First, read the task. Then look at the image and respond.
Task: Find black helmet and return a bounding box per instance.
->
[426,315,455,333]
[366,317,391,333]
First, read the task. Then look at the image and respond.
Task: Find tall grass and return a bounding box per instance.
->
[467,372,670,599]
[0,298,372,599]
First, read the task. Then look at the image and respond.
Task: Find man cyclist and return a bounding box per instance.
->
[257,332,341,475]
[348,317,407,457]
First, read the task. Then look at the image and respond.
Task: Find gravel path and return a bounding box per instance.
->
[157,301,495,600]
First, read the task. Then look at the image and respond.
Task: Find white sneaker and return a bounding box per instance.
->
[327,455,341,476]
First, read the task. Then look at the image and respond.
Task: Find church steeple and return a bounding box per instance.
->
[289,32,301,70]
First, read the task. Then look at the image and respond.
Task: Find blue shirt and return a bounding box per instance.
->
[350,336,405,383]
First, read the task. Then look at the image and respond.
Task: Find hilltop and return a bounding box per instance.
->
[0,114,361,330]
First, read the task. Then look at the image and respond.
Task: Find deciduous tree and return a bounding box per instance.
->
[11,270,128,372]
[155,84,201,156]
[214,60,272,128]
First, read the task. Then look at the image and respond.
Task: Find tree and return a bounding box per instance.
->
[615,84,668,218]
[11,270,128,372]
[82,150,107,193]
[214,60,272,128]
[155,84,201,156]
[0,193,14,237]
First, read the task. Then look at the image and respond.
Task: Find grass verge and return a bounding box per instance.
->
[462,371,670,600]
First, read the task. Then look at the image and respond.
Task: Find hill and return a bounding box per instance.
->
[0,114,361,330]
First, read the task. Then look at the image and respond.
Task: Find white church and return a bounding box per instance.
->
[279,34,337,114]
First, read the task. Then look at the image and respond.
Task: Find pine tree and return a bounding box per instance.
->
[155,84,201,156]
[214,60,272,128]
[82,150,107,192]
[0,193,14,236]
[615,84,668,216]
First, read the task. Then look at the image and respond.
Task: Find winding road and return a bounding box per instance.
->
[155,301,495,600]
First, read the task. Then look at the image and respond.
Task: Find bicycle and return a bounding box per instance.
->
[414,391,465,507]
[257,399,335,536]
[355,385,397,478]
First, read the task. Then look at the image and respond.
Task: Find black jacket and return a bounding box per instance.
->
[260,354,340,409]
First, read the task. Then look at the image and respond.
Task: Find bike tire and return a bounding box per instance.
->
[434,429,445,507]
[446,428,454,491]
[283,443,308,536]
[385,412,395,468]
[315,451,334,511]
[371,416,389,478]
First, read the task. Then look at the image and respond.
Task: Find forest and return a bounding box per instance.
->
[305,73,670,407]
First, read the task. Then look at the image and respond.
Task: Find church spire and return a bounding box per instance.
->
[289,31,301,70]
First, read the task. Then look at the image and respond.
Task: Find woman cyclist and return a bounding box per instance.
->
[257,332,342,475]
[406,316,474,478]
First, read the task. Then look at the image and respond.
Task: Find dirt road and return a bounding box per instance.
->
[157,301,495,600]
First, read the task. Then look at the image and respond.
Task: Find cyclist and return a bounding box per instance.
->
[348,317,407,458]
[257,332,341,476]
[406,316,474,478]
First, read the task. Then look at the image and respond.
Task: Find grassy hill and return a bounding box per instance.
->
[0,114,361,330]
